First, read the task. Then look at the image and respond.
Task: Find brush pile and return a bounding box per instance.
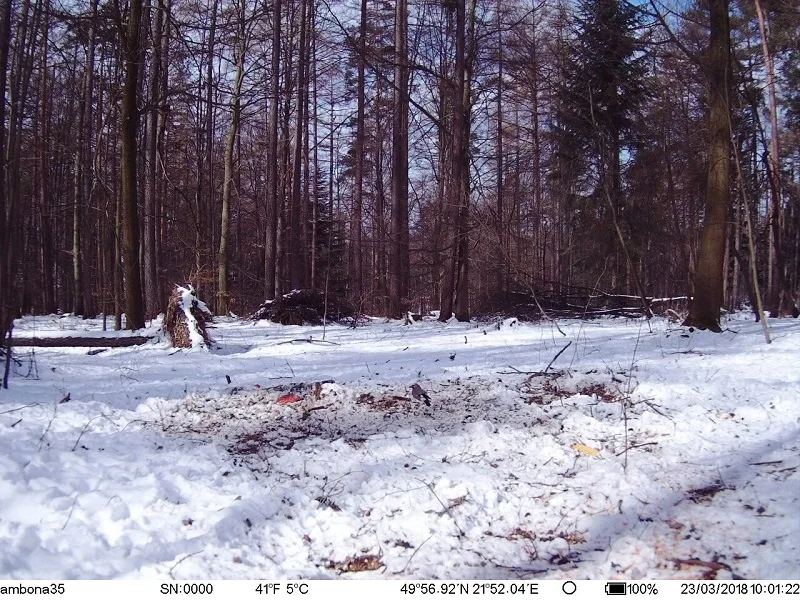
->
[250,289,352,325]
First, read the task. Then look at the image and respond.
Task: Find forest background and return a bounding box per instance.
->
[0,0,797,345]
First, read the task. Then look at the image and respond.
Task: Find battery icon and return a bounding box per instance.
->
[605,582,627,595]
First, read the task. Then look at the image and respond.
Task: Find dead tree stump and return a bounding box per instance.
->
[163,285,214,348]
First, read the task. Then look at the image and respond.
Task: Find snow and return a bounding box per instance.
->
[0,313,798,580]
[178,285,213,349]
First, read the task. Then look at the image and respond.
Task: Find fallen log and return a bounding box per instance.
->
[11,336,152,348]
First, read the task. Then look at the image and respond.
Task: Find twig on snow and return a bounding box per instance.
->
[0,402,42,415]
[499,342,572,377]
[61,494,80,530]
[276,338,340,346]
[72,415,106,451]
[392,534,433,575]
[615,442,658,456]
[642,399,673,421]
[37,403,58,450]
[417,478,466,537]
[545,341,572,374]
[169,550,204,580]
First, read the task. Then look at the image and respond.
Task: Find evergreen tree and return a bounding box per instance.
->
[556,0,650,288]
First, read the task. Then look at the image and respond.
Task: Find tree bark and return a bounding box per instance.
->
[0,0,13,386]
[389,0,409,319]
[67,4,89,317]
[495,0,505,297]
[38,1,55,314]
[754,0,795,317]
[439,1,466,322]
[290,0,308,291]
[310,12,319,290]
[72,42,86,317]
[120,0,146,330]
[350,0,367,308]
[144,0,164,318]
[683,0,731,332]
[265,0,281,300]
[218,1,246,316]
[196,0,217,296]
[453,0,476,323]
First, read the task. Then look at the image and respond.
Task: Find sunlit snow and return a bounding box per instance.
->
[0,313,797,579]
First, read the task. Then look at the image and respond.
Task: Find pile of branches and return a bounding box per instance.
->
[478,286,688,322]
[164,285,214,348]
[250,289,353,325]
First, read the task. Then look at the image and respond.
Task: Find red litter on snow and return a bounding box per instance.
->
[277,392,303,405]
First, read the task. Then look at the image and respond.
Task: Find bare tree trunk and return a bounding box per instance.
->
[453,0,476,322]
[301,5,313,288]
[82,0,97,317]
[374,83,387,314]
[350,0,366,307]
[754,0,795,316]
[0,0,13,386]
[114,169,123,331]
[277,20,294,297]
[310,13,319,290]
[197,0,217,295]
[494,0,504,297]
[530,1,541,289]
[432,85,447,313]
[73,1,97,317]
[72,62,85,316]
[389,0,409,318]
[731,166,741,309]
[290,0,308,291]
[684,0,731,332]
[218,1,246,315]
[4,0,44,382]
[265,0,281,299]
[439,1,466,322]
[155,0,169,306]
[120,0,145,330]
[38,1,55,314]
[143,0,163,318]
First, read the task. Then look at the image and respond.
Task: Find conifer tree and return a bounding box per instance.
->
[556,0,649,288]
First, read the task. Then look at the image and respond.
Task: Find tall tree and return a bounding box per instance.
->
[72,0,97,317]
[265,0,282,300]
[389,0,409,318]
[290,0,309,291]
[753,0,794,317]
[453,0,476,322]
[0,0,13,385]
[439,0,474,322]
[144,0,165,318]
[219,0,248,315]
[37,0,54,315]
[494,0,505,296]
[557,0,649,292]
[350,0,366,307]
[119,0,146,330]
[683,0,732,331]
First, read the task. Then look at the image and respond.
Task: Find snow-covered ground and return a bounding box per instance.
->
[0,313,798,580]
